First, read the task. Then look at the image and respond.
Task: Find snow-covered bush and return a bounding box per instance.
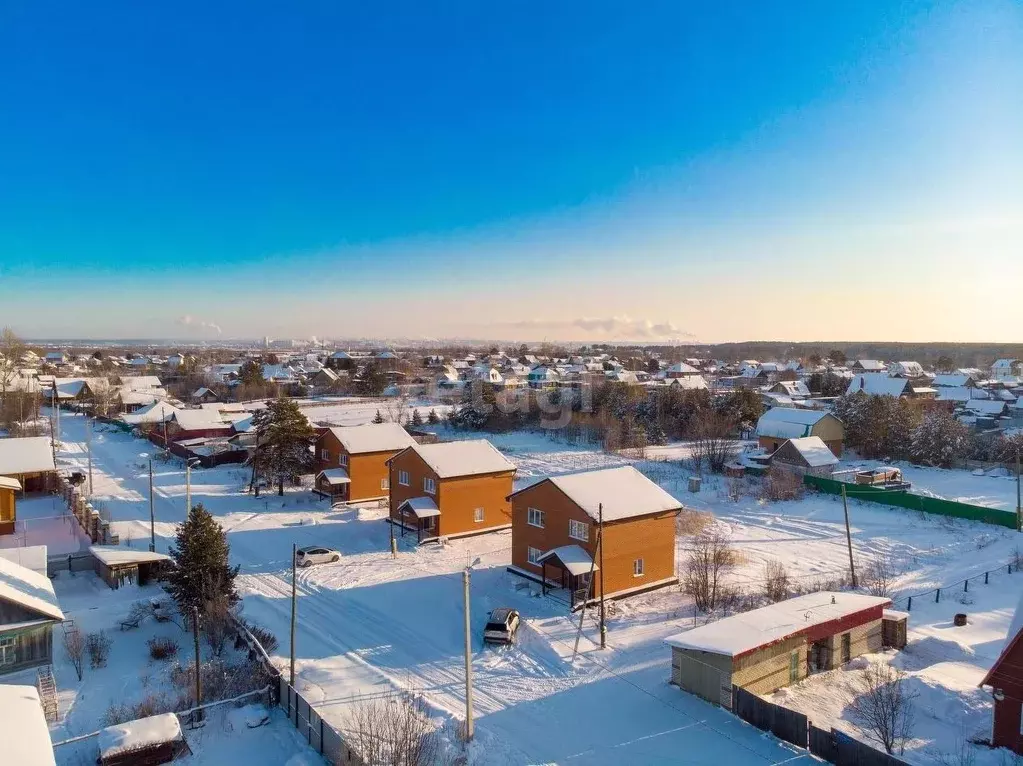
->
[86,631,112,669]
[148,637,179,661]
[911,410,972,468]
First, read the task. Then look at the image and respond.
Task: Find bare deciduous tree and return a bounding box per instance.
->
[86,631,112,669]
[851,662,917,755]
[762,559,790,603]
[863,555,894,597]
[64,628,86,681]
[202,590,233,657]
[342,690,439,766]
[683,528,737,612]
[686,411,738,475]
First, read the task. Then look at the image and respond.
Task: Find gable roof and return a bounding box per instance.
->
[0,437,56,476]
[514,465,682,523]
[328,423,416,454]
[0,556,64,622]
[401,440,515,479]
[846,373,911,397]
[776,436,839,468]
[756,407,834,439]
[853,360,886,371]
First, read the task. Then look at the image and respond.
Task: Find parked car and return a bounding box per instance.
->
[295,546,341,567]
[483,608,520,645]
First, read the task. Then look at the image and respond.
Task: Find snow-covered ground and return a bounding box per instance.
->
[24,409,1023,764]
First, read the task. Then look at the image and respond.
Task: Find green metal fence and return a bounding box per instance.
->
[803,475,1019,530]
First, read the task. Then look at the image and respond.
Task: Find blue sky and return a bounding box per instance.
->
[1,1,1020,341]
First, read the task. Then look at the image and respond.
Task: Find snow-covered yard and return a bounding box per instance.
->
[28,408,1023,763]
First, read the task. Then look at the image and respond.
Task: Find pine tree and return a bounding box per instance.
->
[372,409,385,424]
[166,504,239,615]
[410,409,423,428]
[427,409,440,425]
[912,410,971,467]
[252,396,316,496]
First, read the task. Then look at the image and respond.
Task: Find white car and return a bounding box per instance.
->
[483,608,521,645]
[295,546,340,567]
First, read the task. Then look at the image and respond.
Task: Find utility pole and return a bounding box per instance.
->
[185,459,193,514]
[290,543,297,688]
[148,458,156,552]
[462,566,474,741]
[191,606,203,723]
[841,484,857,587]
[598,502,606,649]
[1016,448,1021,533]
[52,380,60,442]
[85,417,94,497]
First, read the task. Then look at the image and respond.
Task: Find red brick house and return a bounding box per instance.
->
[982,593,1023,754]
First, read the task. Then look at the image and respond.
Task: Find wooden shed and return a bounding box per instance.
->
[90,546,171,589]
[0,476,20,536]
[98,712,189,765]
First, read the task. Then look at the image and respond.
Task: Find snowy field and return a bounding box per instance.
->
[22,406,1023,764]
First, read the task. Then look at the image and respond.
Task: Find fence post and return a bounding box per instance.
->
[935,589,940,603]
[907,596,912,612]
[986,571,990,585]
[964,579,969,592]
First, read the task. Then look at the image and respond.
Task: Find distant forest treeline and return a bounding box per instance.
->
[617,342,1023,369]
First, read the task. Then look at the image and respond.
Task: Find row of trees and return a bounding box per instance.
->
[448,381,763,456]
[834,393,1017,468]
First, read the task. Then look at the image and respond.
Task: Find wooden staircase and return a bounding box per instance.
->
[37,666,58,722]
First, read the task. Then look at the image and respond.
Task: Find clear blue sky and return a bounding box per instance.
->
[1,1,1020,341]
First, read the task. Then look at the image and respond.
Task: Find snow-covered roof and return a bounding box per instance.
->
[0,545,47,576]
[121,376,163,391]
[405,440,515,479]
[192,387,215,398]
[98,713,183,761]
[317,468,351,485]
[0,555,64,622]
[536,545,597,576]
[982,589,1023,688]
[89,546,171,567]
[122,401,180,425]
[665,592,890,658]
[755,407,832,440]
[962,399,1007,416]
[932,374,973,388]
[853,360,885,371]
[0,685,56,766]
[172,409,232,431]
[667,375,708,390]
[398,496,440,518]
[0,436,56,476]
[519,465,682,523]
[773,380,810,398]
[0,475,21,491]
[329,423,416,455]
[846,373,910,397]
[666,362,700,375]
[778,436,839,468]
[936,386,988,403]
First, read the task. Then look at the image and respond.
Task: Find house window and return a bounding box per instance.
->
[320,449,329,461]
[841,633,851,664]
[527,546,544,565]
[0,636,16,666]
[527,507,545,528]
[474,507,485,523]
[568,519,589,542]
[398,470,410,487]
[633,558,645,577]
[381,478,390,491]
[789,651,799,682]
[340,453,349,467]
[424,477,436,494]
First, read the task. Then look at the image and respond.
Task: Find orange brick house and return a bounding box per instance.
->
[508,466,682,607]
[314,423,416,502]
[387,440,516,542]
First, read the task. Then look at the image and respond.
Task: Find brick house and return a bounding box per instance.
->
[507,466,682,606]
[981,591,1023,754]
[666,592,891,708]
[314,423,416,502]
[387,440,516,542]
